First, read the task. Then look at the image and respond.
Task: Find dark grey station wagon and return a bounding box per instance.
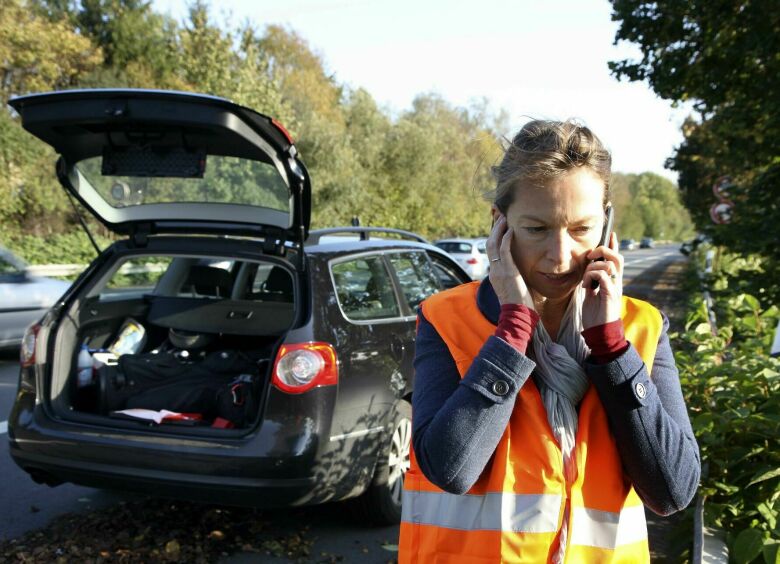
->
[7,89,470,524]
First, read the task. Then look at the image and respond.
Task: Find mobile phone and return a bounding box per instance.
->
[590,205,614,289]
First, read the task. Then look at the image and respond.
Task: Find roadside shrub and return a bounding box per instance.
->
[4,231,113,266]
[675,251,780,563]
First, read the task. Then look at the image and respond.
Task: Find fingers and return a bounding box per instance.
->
[486,214,507,260]
[499,224,516,269]
[582,267,620,294]
[587,232,624,275]
[586,258,617,274]
[487,220,533,308]
[583,257,621,290]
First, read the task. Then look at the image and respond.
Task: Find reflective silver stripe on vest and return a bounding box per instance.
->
[569,505,647,548]
[401,490,562,533]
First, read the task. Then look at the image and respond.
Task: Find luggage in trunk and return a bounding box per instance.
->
[94,349,265,428]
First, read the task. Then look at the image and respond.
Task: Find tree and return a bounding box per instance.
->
[258,25,344,128]
[0,0,102,104]
[609,0,779,203]
[610,0,779,300]
[0,0,104,234]
[31,0,186,89]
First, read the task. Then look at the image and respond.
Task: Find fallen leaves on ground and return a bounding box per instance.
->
[0,498,320,563]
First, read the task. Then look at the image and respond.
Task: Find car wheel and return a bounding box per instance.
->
[352,399,412,525]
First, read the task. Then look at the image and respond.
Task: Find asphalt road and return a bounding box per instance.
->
[620,243,682,287]
[0,243,684,562]
[0,352,134,543]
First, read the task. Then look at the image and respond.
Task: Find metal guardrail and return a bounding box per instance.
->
[691,248,729,563]
[692,494,729,563]
[27,264,85,277]
[27,263,168,278]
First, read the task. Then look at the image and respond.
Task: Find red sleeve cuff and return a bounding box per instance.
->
[495,304,540,355]
[581,319,629,364]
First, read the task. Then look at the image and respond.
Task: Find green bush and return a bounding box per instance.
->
[675,252,780,563]
[4,231,113,266]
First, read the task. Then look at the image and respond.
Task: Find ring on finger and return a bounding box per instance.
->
[491,258,500,263]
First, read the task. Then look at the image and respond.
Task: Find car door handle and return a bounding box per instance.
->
[390,336,405,361]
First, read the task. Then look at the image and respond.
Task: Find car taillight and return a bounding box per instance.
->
[272,342,338,394]
[20,323,41,368]
[466,258,479,265]
[271,118,295,144]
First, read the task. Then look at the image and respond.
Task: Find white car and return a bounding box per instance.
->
[0,247,71,349]
[434,238,489,280]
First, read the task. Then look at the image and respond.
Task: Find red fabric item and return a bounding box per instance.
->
[494,304,540,355]
[162,412,202,422]
[582,319,629,364]
[211,417,235,429]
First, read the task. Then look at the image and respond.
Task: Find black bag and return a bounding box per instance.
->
[215,374,258,428]
[97,350,262,426]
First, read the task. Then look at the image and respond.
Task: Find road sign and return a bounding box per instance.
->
[712,176,736,200]
[710,201,734,224]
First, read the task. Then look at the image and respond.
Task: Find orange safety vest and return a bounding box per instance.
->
[398,281,662,563]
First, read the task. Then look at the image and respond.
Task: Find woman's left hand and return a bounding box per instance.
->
[581,231,623,330]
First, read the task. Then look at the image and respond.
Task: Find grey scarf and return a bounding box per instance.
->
[529,287,590,561]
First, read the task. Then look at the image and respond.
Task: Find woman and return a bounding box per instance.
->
[398,120,700,563]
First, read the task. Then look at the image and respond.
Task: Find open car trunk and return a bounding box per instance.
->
[48,248,297,435]
[9,89,311,435]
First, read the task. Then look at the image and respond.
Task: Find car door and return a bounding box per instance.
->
[385,250,453,396]
[327,253,407,447]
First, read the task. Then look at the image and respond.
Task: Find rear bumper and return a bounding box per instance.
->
[8,387,342,508]
[9,445,318,507]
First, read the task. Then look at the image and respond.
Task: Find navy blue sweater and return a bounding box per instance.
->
[411,279,700,516]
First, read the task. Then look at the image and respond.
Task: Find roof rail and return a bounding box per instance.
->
[306,227,430,245]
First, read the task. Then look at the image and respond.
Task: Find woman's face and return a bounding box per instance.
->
[500,168,606,303]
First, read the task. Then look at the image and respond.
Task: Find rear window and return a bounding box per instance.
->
[75,155,289,212]
[388,252,441,311]
[243,264,293,302]
[101,257,172,299]
[331,256,400,321]
[429,253,467,290]
[97,256,294,303]
[437,242,472,254]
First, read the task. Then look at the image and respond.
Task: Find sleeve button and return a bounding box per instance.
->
[491,380,509,396]
[635,382,647,399]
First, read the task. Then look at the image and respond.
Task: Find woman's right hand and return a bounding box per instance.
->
[487,214,535,309]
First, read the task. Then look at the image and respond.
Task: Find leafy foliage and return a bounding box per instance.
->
[0,0,103,104]
[5,230,111,265]
[675,248,780,563]
[2,0,693,264]
[611,171,695,240]
[610,0,779,302]
[612,5,780,558]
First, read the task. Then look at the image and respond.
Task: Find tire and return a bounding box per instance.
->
[353,399,412,526]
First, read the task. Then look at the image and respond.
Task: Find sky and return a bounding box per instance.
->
[153,0,690,182]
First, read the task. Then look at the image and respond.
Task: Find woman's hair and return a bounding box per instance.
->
[487,119,612,213]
